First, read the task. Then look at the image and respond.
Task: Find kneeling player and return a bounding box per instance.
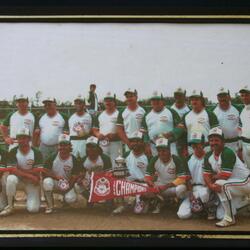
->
[177,132,218,220]
[112,131,149,214]
[143,138,189,214]
[43,134,81,213]
[0,128,44,216]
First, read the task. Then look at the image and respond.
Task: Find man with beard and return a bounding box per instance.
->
[68,95,93,158]
[116,88,145,151]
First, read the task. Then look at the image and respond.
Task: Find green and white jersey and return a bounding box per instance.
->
[171,104,190,119]
[116,106,145,138]
[93,110,119,135]
[44,153,80,180]
[213,104,241,140]
[68,112,93,139]
[188,154,205,185]
[124,151,149,181]
[240,104,250,139]
[183,108,218,143]
[0,148,7,171]
[146,155,189,185]
[7,146,43,170]
[2,111,36,139]
[141,107,180,142]
[38,112,68,145]
[203,147,250,180]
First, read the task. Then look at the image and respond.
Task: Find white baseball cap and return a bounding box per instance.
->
[217,87,230,96]
[128,131,143,140]
[58,134,71,145]
[174,87,186,96]
[42,97,57,104]
[16,127,30,138]
[151,90,164,100]
[124,88,137,96]
[155,137,169,148]
[239,85,250,94]
[74,94,85,103]
[104,92,116,100]
[189,90,204,98]
[208,127,224,139]
[189,131,204,144]
[16,94,28,102]
[86,136,99,146]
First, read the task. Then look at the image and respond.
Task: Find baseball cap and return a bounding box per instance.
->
[150,90,164,100]
[174,87,186,96]
[16,128,30,138]
[217,87,230,96]
[208,127,224,139]
[74,95,85,104]
[189,131,204,145]
[58,134,71,145]
[86,136,99,147]
[16,94,28,102]
[239,85,250,94]
[128,131,143,141]
[189,90,204,99]
[42,97,57,104]
[155,137,169,149]
[124,88,137,96]
[104,92,116,101]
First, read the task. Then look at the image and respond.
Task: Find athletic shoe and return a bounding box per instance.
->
[0,206,13,216]
[215,218,236,227]
[45,207,53,214]
[112,205,125,214]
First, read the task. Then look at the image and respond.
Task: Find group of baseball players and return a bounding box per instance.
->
[0,85,250,228]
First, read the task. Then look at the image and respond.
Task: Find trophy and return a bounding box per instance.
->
[113,151,129,178]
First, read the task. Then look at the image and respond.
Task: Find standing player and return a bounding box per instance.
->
[177,132,215,220]
[87,83,98,115]
[33,97,69,160]
[143,137,189,214]
[203,127,250,227]
[68,95,93,158]
[0,128,44,216]
[42,134,81,214]
[167,90,218,154]
[239,86,250,169]
[0,95,37,151]
[213,88,242,153]
[140,91,181,156]
[116,88,145,151]
[92,92,122,168]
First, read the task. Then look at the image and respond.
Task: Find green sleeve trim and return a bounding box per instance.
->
[206,109,219,128]
[203,151,214,173]
[221,147,236,173]
[116,108,125,126]
[146,156,158,176]
[168,108,181,127]
[232,104,243,114]
[60,112,69,131]
[123,151,131,158]
[101,154,112,171]
[2,112,14,127]
[44,153,57,170]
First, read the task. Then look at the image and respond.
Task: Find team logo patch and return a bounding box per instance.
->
[160,116,168,122]
[197,117,206,124]
[26,159,34,168]
[136,114,143,120]
[110,118,117,124]
[73,122,85,133]
[227,114,237,121]
[94,177,111,196]
[24,119,32,126]
[137,162,145,169]
[52,121,60,126]
[167,167,176,175]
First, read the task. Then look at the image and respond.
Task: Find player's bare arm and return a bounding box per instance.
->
[116,125,131,147]
[0,125,14,145]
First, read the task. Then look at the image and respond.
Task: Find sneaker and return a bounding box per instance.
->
[112,205,125,215]
[45,207,53,214]
[216,218,236,227]
[207,212,216,220]
[152,203,161,214]
[0,206,13,216]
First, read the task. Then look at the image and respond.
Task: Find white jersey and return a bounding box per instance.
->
[68,112,92,137]
[143,108,176,142]
[94,110,119,135]
[3,111,35,139]
[125,151,148,181]
[117,105,145,138]
[213,104,240,139]
[39,112,66,145]
[16,149,35,170]
[171,104,190,119]
[240,104,250,139]
[188,154,205,185]
[51,155,74,180]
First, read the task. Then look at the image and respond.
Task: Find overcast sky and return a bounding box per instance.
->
[0,23,250,103]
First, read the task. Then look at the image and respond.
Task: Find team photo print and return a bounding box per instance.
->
[0,20,250,236]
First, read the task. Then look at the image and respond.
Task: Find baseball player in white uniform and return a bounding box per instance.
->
[92,92,122,168]
[68,95,93,158]
[167,90,219,155]
[0,95,37,151]
[203,127,250,227]
[112,131,149,214]
[0,128,44,216]
[34,97,69,161]
[140,91,181,157]
[143,137,189,214]
[43,134,81,214]
[213,88,242,153]
[239,86,250,169]
[177,131,214,220]
[116,89,146,151]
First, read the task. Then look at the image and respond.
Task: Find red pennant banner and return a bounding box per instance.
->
[88,172,160,203]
